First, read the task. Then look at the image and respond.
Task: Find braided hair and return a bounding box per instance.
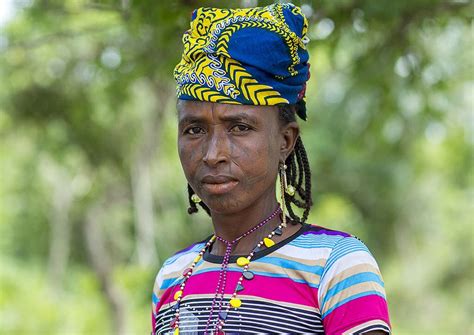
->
[277,102,313,223]
[187,102,313,223]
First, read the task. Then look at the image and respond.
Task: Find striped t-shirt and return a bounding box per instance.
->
[152,224,391,334]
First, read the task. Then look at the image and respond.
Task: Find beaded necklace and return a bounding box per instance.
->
[170,206,287,335]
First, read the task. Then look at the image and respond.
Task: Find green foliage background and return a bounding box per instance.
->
[0,0,472,334]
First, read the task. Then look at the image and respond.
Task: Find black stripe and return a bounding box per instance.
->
[354,324,391,334]
[174,298,321,320]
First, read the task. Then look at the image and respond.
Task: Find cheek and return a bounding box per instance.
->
[235,138,279,186]
[178,140,199,176]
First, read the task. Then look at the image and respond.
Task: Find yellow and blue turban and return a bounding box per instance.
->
[174,3,310,112]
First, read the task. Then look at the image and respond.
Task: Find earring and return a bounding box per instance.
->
[279,163,288,227]
[191,193,201,203]
[280,163,295,196]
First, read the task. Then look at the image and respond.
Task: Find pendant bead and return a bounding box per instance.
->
[170,316,178,327]
[236,257,250,267]
[263,237,275,247]
[230,298,242,308]
[173,327,180,335]
[236,283,244,292]
[174,290,183,300]
[274,227,283,236]
[243,270,254,280]
[171,302,180,310]
[219,311,228,320]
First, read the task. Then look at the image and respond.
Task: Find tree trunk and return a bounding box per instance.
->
[46,163,73,293]
[84,202,128,335]
[131,82,172,267]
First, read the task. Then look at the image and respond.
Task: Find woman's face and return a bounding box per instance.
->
[177,100,295,215]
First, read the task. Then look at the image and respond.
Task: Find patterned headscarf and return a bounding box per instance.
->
[174,3,310,112]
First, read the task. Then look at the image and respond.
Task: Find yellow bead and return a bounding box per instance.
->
[285,184,296,196]
[230,298,242,308]
[236,257,249,267]
[173,328,180,335]
[193,254,202,263]
[263,237,275,248]
[191,194,201,203]
[174,290,183,300]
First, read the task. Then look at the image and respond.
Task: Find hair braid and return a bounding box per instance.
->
[279,104,313,223]
[295,144,304,190]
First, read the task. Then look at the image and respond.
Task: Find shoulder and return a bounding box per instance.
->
[152,236,212,311]
[301,225,391,333]
[296,224,380,278]
[153,236,212,290]
[290,223,363,253]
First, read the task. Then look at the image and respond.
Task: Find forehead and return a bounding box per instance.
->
[177,100,278,123]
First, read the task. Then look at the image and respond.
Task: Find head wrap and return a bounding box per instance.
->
[174,3,310,112]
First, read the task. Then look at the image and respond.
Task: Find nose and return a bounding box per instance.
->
[203,129,229,167]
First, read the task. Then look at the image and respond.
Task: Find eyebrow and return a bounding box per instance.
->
[178,116,204,127]
[178,112,260,126]
[219,112,259,125]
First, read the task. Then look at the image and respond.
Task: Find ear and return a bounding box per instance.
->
[279,121,300,162]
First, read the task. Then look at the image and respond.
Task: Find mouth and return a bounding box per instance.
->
[201,175,239,195]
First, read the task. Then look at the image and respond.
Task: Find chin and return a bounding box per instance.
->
[204,196,248,215]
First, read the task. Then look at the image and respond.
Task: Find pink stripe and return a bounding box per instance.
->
[156,286,177,310]
[323,295,391,334]
[151,311,156,332]
[159,270,320,308]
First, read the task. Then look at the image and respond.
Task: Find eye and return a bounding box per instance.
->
[185,126,205,135]
[230,124,251,133]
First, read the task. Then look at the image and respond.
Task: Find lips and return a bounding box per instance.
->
[201,175,239,195]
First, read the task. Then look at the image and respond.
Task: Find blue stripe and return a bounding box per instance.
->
[255,257,324,276]
[322,290,386,318]
[152,292,159,304]
[161,277,183,290]
[292,234,343,244]
[289,235,344,249]
[288,242,338,249]
[321,272,384,310]
[163,244,204,266]
[323,238,370,271]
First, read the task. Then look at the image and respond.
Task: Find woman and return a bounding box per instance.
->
[152,4,391,334]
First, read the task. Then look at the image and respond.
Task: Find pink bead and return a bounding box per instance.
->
[183,268,193,277]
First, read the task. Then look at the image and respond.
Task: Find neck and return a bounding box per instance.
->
[210,193,280,256]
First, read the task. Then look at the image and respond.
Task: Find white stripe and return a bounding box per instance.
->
[154,268,164,288]
[161,252,197,276]
[275,244,332,260]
